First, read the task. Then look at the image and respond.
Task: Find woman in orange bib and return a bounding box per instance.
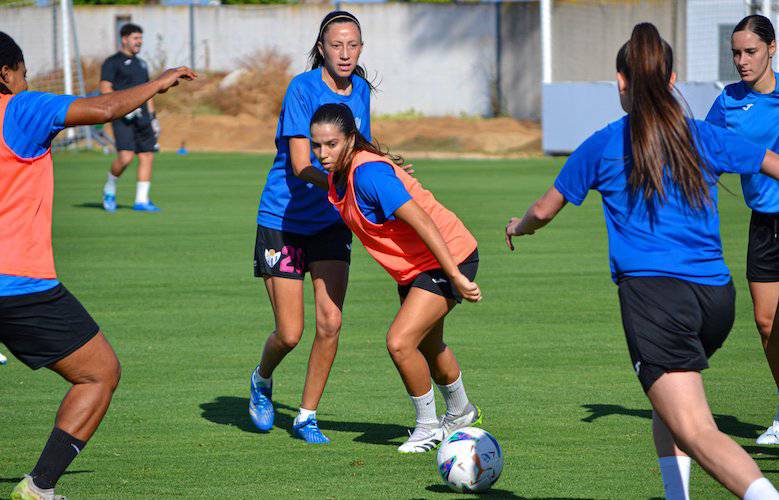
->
[311,103,482,453]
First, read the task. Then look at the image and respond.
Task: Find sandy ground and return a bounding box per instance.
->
[156,113,542,158]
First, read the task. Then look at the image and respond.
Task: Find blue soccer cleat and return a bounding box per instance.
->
[102,193,117,212]
[249,367,274,431]
[293,416,330,444]
[132,201,160,212]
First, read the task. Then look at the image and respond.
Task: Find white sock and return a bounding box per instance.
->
[658,456,691,500]
[135,181,150,204]
[294,407,316,425]
[104,173,118,196]
[744,477,779,500]
[254,366,272,389]
[410,388,438,426]
[437,372,470,417]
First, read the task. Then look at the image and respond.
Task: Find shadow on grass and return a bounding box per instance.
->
[581,404,765,441]
[73,202,132,210]
[200,396,408,446]
[0,470,93,483]
[424,484,593,499]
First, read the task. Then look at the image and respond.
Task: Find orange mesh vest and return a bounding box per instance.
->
[328,151,477,285]
[0,94,57,279]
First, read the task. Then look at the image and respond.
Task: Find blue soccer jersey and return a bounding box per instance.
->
[0,91,77,296]
[554,116,766,286]
[706,75,779,214]
[335,161,412,224]
[257,68,372,235]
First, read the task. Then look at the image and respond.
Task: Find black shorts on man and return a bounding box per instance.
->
[0,284,100,369]
[111,113,158,153]
[747,210,779,282]
[253,223,352,280]
[398,249,479,304]
[617,276,735,392]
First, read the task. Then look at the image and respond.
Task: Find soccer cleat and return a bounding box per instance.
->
[757,420,779,445]
[398,424,443,453]
[249,367,274,432]
[440,403,482,439]
[102,193,116,212]
[132,201,160,212]
[293,417,330,444]
[10,475,66,500]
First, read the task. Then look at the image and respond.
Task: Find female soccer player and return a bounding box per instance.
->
[705,15,779,445]
[0,32,195,500]
[249,11,375,444]
[310,103,481,453]
[505,23,779,499]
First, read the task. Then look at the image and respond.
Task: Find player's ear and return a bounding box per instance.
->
[669,71,677,87]
[317,41,325,59]
[616,72,628,95]
[770,40,777,58]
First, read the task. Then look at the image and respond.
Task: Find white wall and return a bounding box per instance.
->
[686,0,747,81]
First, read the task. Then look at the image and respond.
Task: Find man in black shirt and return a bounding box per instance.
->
[100,23,161,212]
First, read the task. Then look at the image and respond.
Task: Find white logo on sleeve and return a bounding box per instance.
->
[264,249,281,268]
[355,117,362,130]
[743,103,754,111]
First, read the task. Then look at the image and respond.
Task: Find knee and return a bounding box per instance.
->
[315,309,342,341]
[755,313,775,341]
[386,334,414,361]
[275,327,302,351]
[670,421,718,454]
[108,359,121,392]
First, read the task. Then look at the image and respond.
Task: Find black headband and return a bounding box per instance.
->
[319,12,360,39]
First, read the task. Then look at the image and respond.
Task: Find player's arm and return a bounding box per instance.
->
[394,200,481,302]
[505,186,567,251]
[289,137,329,190]
[760,149,779,180]
[98,80,113,94]
[65,67,196,127]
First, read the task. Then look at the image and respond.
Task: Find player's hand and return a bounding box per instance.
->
[452,272,481,303]
[151,117,161,137]
[505,216,529,251]
[402,163,415,175]
[156,67,197,93]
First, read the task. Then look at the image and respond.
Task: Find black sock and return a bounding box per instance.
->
[30,428,87,490]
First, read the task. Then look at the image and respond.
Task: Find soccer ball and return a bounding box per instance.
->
[436,427,503,493]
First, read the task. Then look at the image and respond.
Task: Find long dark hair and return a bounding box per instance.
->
[307,11,376,93]
[733,14,776,45]
[616,23,711,210]
[0,32,24,95]
[311,103,402,188]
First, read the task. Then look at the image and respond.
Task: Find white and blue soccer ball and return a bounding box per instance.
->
[436,427,503,493]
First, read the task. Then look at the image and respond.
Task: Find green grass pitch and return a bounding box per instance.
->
[0,151,776,499]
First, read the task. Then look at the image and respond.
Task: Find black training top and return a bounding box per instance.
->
[100,52,150,91]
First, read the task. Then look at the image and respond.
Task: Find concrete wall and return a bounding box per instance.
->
[1,4,544,119]
[686,0,746,81]
[542,81,724,154]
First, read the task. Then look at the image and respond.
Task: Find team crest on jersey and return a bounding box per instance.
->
[265,249,281,268]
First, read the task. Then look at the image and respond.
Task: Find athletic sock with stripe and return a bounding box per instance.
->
[31,427,87,490]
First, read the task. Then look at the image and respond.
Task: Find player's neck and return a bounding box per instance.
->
[321,67,352,95]
[120,48,135,58]
[751,66,776,94]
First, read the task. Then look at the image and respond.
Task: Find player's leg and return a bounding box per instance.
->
[750,281,779,444]
[12,333,120,500]
[291,260,348,444]
[387,287,452,452]
[652,410,692,500]
[648,371,777,498]
[249,226,306,431]
[418,320,480,437]
[103,148,134,212]
[132,152,158,212]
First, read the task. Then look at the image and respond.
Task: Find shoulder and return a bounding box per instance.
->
[135,57,149,70]
[581,117,623,155]
[722,81,750,101]
[8,91,56,109]
[285,70,319,98]
[102,53,122,65]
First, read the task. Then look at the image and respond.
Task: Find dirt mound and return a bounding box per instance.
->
[158,113,541,157]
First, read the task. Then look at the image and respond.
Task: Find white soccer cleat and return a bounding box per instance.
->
[441,403,482,439]
[398,424,443,453]
[0,351,7,365]
[757,421,779,445]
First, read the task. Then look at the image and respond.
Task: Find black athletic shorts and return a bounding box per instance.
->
[253,223,352,280]
[747,210,779,282]
[0,284,100,370]
[111,115,158,154]
[398,249,479,304]
[617,276,735,392]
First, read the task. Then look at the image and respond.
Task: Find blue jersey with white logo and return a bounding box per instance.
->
[706,75,779,214]
[554,116,766,286]
[257,68,372,235]
[0,91,77,296]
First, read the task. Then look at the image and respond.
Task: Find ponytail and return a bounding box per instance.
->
[616,23,711,210]
[307,11,376,93]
